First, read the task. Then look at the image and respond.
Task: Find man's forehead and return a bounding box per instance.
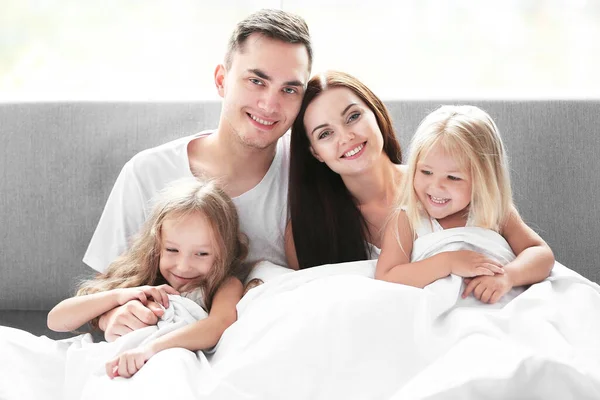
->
[231,34,310,81]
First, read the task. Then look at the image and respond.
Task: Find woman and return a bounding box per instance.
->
[287,70,406,269]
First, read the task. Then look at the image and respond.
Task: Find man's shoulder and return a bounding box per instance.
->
[127,130,214,170]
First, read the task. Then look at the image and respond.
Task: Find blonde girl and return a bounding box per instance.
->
[376,105,554,304]
[48,177,249,378]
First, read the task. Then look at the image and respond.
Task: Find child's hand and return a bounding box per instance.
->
[462,274,513,304]
[116,285,179,309]
[447,250,505,278]
[105,345,155,379]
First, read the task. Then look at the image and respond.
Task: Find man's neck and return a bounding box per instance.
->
[188,127,277,198]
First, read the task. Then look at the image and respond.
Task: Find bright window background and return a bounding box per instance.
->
[2,0,599,100]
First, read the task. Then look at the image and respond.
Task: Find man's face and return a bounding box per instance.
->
[216,33,310,150]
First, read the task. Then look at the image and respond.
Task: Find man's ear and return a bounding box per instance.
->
[309,146,324,163]
[214,64,226,98]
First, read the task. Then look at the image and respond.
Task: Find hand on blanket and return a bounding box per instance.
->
[116,284,179,309]
[99,300,164,342]
[448,250,505,278]
[462,273,513,304]
[105,344,155,379]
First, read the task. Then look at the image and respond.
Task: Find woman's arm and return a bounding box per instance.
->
[47,285,177,333]
[499,207,555,287]
[284,221,300,270]
[376,212,505,288]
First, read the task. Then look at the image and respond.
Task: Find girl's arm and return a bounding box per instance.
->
[375,212,505,288]
[499,207,555,286]
[376,211,448,287]
[284,221,300,270]
[47,285,178,333]
[105,276,243,379]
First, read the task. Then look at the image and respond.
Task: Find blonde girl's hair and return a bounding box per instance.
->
[77,177,249,329]
[400,105,514,234]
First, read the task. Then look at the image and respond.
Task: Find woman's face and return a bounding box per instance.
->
[303,87,385,176]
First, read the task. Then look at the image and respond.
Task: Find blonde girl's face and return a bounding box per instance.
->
[413,142,472,227]
[158,212,216,292]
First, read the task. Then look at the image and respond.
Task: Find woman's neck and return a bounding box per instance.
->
[342,156,403,207]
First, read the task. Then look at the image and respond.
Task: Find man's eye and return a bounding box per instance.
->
[250,78,263,86]
[283,87,297,94]
[318,130,332,140]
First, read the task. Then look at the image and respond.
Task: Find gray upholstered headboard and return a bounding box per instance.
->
[1,101,598,337]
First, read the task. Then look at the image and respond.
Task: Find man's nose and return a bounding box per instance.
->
[257,89,280,114]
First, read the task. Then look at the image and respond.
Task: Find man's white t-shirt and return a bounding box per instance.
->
[83,130,289,273]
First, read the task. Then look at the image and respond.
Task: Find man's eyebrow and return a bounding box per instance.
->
[248,68,304,87]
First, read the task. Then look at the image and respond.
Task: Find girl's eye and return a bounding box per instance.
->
[347,112,360,123]
[283,87,297,94]
[318,130,332,140]
[166,248,178,253]
[448,175,461,181]
[420,169,432,176]
[196,252,209,257]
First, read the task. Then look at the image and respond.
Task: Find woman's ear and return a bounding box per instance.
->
[214,64,226,98]
[309,146,324,163]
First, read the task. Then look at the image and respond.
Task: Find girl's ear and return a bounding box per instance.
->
[309,146,324,163]
[214,64,226,98]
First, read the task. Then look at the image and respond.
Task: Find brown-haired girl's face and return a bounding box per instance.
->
[158,212,216,292]
[303,87,385,177]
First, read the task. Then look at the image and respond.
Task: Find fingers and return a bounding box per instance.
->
[480,288,493,303]
[462,277,481,299]
[106,358,117,378]
[143,287,168,308]
[146,300,165,317]
[161,284,180,295]
[482,262,505,275]
[127,301,160,326]
[489,291,502,304]
[474,267,495,277]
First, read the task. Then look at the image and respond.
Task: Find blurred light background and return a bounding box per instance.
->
[1,0,599,100]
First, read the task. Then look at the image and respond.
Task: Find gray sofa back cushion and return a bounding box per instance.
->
[1,101,598,312]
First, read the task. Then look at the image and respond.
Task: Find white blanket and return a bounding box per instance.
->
[2,227,600,400]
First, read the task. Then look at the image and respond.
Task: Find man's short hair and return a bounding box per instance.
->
[225,9,312,71]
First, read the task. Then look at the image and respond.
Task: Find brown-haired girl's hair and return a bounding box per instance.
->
[289,70,403,269]
[77,178,249,329]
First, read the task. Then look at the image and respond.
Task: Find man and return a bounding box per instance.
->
[84,9,312,341]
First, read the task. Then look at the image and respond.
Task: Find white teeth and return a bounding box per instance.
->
[429,195,449,204]
[343,143,364,157]
[250,114,275,126]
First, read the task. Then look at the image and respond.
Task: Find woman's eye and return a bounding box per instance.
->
[347,112,360,123]
[318,130,332,140]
